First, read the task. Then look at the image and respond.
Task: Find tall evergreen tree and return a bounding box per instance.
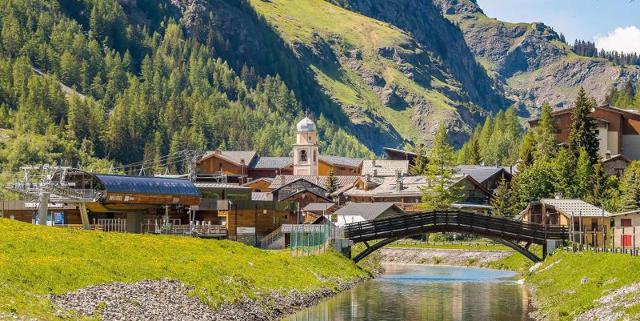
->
[568,88,599,164]
[410,143,429,175]
[534,102,557,159]
[491,176,516,217]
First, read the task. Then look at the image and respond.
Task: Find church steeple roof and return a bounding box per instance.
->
[296,117,316,132]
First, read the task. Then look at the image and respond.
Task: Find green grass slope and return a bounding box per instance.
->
[249,0,472,145]
[0,219,367,320]
[527,251,640,320]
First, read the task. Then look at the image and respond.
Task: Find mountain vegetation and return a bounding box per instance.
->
[1,0,640,178]
[572,39,640,66]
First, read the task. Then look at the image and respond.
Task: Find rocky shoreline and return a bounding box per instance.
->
[378,247,512,266]
[51,278,367,321]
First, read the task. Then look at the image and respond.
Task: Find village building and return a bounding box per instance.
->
[301,202,337,223]
[195,117,361,181]
[383,147,418,164]
[333,202,405,227]
[519,198,610,246]
[242,177,274,192]
[361,159,410,177]
[529,104,640,163]
[611,210,640,248]
[456,165,513,192]
[343,174,492,212]
[602,154,631,177]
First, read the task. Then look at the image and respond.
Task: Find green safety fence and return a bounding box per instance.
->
[290,222,331,256]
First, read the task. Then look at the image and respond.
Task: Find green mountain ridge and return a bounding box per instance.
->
[0,0,637,172]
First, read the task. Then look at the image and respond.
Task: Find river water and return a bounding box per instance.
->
[284,264,532,321]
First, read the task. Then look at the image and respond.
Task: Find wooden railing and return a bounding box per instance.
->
[344,210,568,244]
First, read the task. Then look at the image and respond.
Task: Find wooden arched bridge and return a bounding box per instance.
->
[344,211,568,263]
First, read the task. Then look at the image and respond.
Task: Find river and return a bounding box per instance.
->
[284,264,532,321]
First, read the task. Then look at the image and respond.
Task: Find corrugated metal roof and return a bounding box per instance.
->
[541,199,610,217]
[95,175,200,196]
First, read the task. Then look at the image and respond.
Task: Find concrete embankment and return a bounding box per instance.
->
[378,248,512,266]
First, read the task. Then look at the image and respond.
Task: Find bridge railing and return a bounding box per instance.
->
[344,210,568,243]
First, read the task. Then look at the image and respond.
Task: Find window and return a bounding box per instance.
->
[621,218,632,227]
[313,150,316,162]
[300,150,307,162]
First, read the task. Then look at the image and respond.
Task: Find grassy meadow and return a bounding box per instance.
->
[527,250,640,320]
[0,219,368,320]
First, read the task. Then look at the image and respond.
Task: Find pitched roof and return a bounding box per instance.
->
[242,177,274,186]
[194,182,250,190]
[280,188,332,202]
[361,160,410,177]
[344,175,490,198]
[456,166,511,185]
[269,175,359,190]
[540,198,610,217]
[251,192,273,201]
[319,155,363,168]
[602,154,631,164]
[334,202,404,220]
[199,150,257,166]
[250,156,293,169]
[302,203,336,212]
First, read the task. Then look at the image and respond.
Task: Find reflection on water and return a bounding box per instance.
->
[284,265,531,321]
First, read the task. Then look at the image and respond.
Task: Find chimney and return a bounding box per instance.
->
[372,159,376,167]
[554,192,563,200]
[365,173,371,182]
[605,151,612,160]
[373,169,378,177]
[395,170,403,192]
[214,150,222,154]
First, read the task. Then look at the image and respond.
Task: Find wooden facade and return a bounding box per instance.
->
[529,104,640,160]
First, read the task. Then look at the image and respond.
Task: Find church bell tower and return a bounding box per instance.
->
[293,117,319,176]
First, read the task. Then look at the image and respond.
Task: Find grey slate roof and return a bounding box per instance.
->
[269,175,359,190]
[320,155,363,168]
[361,160,409,177]
[334,202,403,221]
[200,150,257,165]
[302,203,336,212]
[540,199,610,217]
[251,192,273,201]
[456,165,511,185]
[250,157,293,169]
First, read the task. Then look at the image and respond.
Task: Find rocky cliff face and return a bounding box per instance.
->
[162,0,640,153]
[435,0,640,113]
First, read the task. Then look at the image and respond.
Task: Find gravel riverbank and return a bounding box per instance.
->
[378,248,512,266]
[51,278,366,321]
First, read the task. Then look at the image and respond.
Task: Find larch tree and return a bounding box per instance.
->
[491,176,516,217]
[621,161,640,211]
[534,102,557,159]
[410,143,429,175]
[420,124,464,211]
[325,168,338,194]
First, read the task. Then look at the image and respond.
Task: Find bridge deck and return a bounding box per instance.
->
[344,211,567,244]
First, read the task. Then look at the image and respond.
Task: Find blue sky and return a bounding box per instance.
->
[476,0,640,53]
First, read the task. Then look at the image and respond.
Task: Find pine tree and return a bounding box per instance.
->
[568,88,599,164]
[518,131,536,167]
[420,124,464,210]
[325,168,338,193]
